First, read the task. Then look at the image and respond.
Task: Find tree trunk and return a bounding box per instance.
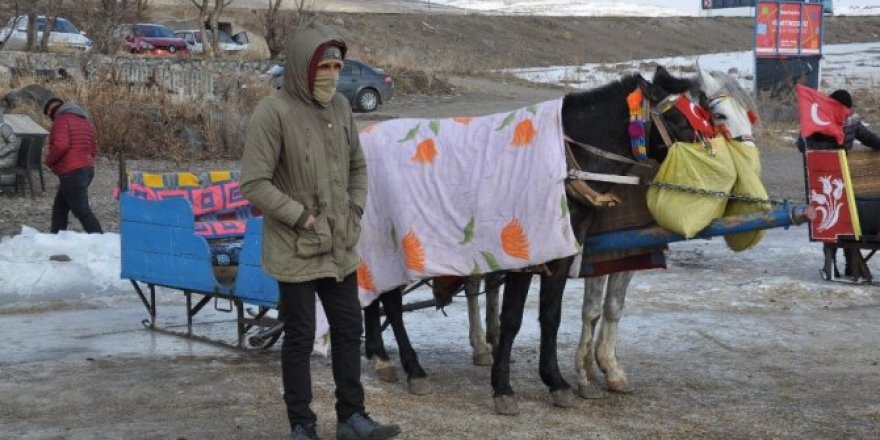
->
[39,16,55,52]
[25,12,37,52]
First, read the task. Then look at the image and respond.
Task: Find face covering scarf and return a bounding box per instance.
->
[313,73,339,106]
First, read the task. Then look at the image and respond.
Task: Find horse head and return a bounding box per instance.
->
[561,66,703,209]
[698,69,759,146]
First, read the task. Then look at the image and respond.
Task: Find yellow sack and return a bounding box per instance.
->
[723,139,771,252]
[647,136,736,239]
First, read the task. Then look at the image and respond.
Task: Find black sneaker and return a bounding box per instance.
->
[291,423,321,440]
[336,413,400,440]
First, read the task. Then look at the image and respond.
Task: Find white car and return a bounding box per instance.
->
[174,29,249,55]
[0,16,92,52]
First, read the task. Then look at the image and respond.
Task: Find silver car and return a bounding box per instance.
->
[0,16,92,52]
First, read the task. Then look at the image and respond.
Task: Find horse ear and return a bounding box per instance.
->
[655,65,671,80]
[700,70,723,97]
[639,77,665,102]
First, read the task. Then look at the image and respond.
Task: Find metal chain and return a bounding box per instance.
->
[645,180,790,206]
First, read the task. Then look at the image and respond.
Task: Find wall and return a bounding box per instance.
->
[0,51,275,99]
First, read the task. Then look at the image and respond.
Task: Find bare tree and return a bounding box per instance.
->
[262,0,314,59]
[189,0,213,58]
[39,0,65,52]
[207,0,234,57]
[57,0,151,54]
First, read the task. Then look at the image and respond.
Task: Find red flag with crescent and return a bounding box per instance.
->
[796,85,851,145]
[674,95,716,138]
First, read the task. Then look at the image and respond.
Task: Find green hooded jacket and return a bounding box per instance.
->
[240,21,367,283]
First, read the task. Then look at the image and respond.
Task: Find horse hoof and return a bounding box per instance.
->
[493,395,520,416]
[473,352,493,366]
[375,367,398,383]
[607,379,633,394]
[578,382,606,400]
[551,389,575,408]
[407,377,432,395]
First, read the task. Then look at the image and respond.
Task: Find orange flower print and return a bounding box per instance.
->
[510,118,537,147]
[402,228,427,273]
[501,218,531,260]
[411,138,437,164]
[357,259,377,292]
[361,123,378,134]
[452,116,473,125]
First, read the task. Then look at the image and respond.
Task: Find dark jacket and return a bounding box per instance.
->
[240,21,367,283]
[45,103,98,175]
[798,113,880,151]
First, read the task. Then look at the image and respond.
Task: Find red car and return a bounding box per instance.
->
[115,23,189,56]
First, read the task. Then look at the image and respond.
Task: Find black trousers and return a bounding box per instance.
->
[278,272,365,429]
[50,166,103,234]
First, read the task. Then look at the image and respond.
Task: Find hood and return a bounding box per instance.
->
[55,103,89,119]
[283,20,347,104]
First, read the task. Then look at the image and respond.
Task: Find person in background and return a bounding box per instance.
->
[240,20,400,440]
[798,89,880,279]
[0,112,19,170]
[44,97,103,234]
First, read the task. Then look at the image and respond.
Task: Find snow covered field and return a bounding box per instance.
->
[509,41,880,92]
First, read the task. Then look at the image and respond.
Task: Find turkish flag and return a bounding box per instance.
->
[796,85,851,145]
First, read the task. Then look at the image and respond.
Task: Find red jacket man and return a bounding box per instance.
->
[45,101,98,175]
[44,98,103,234]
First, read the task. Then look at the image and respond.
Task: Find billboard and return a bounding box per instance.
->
[702,0,756,9]
[755,1,823,55]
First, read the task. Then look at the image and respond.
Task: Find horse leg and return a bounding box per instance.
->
[596,271,634,393]
[466,275,493,366]
[484,273,502,351]
[491,271,531,415]
[380,287,431,395]
[576,275,607,399]
[363,293,398,383]
[538,258,575,408]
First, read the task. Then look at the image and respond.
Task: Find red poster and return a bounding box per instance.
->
[801,4,823,54]
[755,2,779,54]
[805,150,860,242]
[778,3,802,54]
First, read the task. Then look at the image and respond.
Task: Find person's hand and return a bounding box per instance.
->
[301,214,316,231]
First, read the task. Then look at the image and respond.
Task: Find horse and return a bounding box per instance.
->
[360,66,706,405]
[574,69,760,400]
[490,66,711,415]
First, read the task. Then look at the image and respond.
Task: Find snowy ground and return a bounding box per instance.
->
[425,0,880,16]
[509,41,880,92]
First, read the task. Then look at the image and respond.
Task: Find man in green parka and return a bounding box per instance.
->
[241,21,400,440]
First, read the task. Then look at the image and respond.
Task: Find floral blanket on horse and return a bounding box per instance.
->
[355,99,579,305]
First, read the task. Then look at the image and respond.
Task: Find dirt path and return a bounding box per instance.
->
[2,225,879,439]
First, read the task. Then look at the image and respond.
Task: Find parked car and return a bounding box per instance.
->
[174,29,249,55]
[0,16,92,52]
[114,23,189,56]
[265,59,393,113]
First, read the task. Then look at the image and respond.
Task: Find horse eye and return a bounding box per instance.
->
[713,113,727,120]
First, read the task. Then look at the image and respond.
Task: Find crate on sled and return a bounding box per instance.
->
[804,149,880,283]
[119,170,281,348]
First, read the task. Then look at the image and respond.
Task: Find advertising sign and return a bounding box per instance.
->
[702,0,756,9]
[755,1,824,55]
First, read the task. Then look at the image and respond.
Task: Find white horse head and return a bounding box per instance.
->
[699,70,758,146]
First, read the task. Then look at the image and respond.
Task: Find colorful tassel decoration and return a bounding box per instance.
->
[626,89,649,161]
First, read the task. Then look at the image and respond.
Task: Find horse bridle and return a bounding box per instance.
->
[706,94,756,143]
[562,88,691,207]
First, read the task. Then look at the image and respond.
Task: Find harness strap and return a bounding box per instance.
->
[649,110,675,147]
[564,136,654,169]
[564,143,622,207]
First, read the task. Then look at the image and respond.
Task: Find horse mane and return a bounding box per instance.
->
[563,74,641,109]
[704,70,760,120]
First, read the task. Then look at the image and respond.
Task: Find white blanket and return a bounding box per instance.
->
[354,99,579,305]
